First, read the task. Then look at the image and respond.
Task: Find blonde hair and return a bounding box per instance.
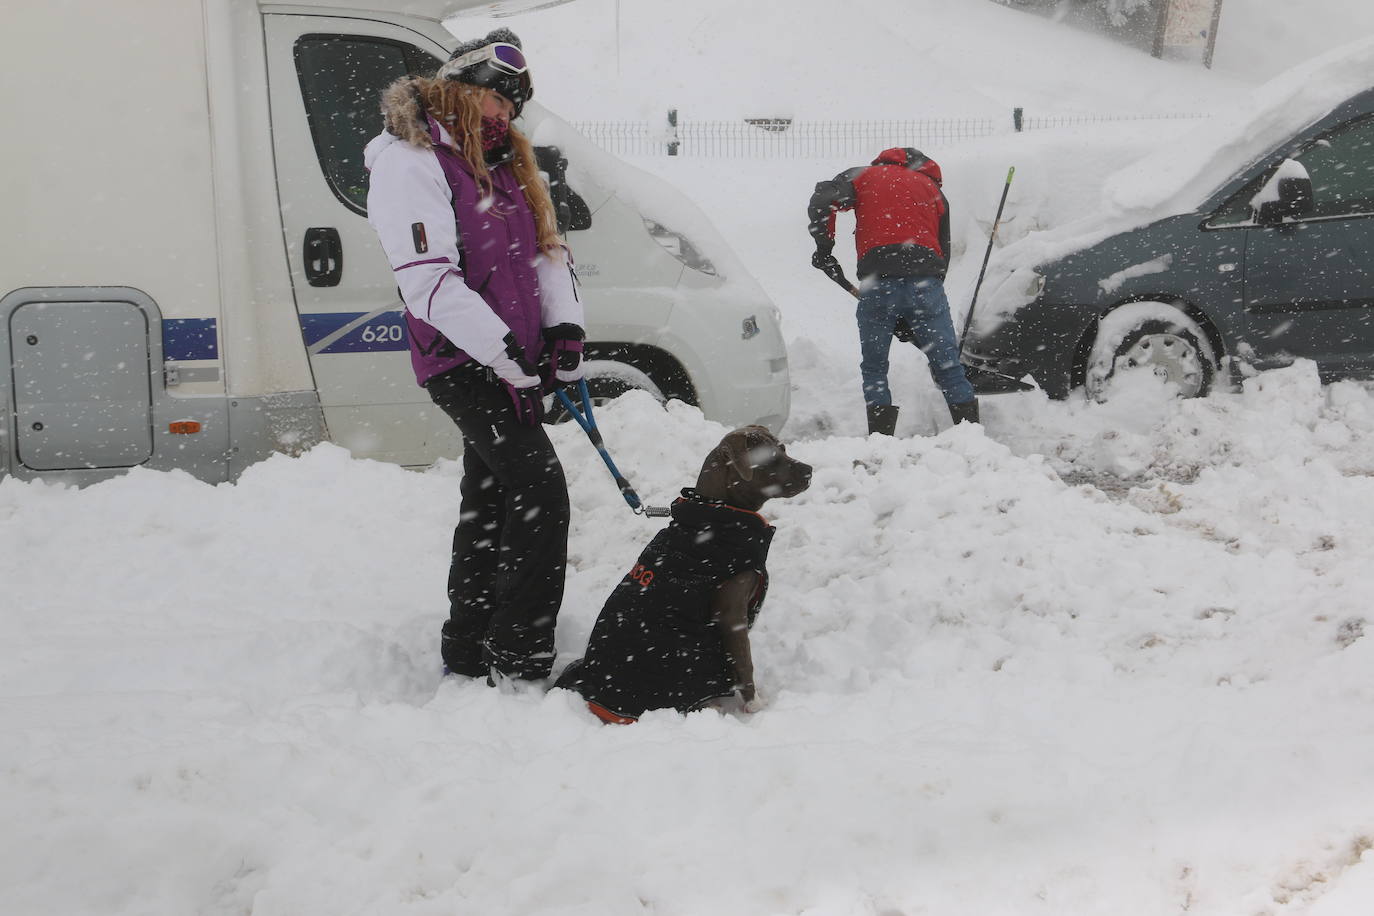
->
[417,78,562,255]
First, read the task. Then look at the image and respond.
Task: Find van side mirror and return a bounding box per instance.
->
[534,145,592,235]
[1250,158,1314,225]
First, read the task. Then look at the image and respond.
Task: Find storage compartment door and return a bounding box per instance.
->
[11,301,153,470]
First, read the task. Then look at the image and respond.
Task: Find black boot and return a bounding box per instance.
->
[440,618,488,677]
[948,398,980,425]
[866,404,899,436]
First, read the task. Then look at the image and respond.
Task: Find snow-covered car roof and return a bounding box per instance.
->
[973,34,1374,333]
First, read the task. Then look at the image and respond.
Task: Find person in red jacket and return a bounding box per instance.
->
[808,148,978,435]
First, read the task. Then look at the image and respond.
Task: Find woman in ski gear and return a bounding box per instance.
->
[364,29,584,680]
[807,148,979,434]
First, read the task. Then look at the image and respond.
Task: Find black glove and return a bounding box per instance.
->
[488,333,544,426]
[505,384,545,427]
[812,250,840,273]
[541,322,585,393]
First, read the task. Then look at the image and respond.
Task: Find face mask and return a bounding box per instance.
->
[480,116,510,152]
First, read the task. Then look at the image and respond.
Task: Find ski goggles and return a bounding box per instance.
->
[439,41,533,111]
[441,42,528,78]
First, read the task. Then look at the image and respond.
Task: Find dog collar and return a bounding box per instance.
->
[675,488,771,527]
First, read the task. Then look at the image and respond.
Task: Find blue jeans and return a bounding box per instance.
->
[857,276,974,408]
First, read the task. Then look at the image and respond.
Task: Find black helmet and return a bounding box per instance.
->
[439,28,533,117]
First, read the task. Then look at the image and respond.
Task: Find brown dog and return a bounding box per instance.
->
[555,427,812,722]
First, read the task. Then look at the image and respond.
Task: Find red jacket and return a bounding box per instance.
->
[808,147,951,280]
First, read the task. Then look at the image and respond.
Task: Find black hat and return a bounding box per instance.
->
[439,28,533,117]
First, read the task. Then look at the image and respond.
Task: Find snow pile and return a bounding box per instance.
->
[454,0,1374,123]
[1105,35,1374,215]
[992,361,1374,480]
[1214,0,1374,80]
[454,0,1258,121]
[6,382,1374,914]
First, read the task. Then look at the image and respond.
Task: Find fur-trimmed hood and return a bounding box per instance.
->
[365,75,517,172]
[379,76,437,150]
[364,77,452,173]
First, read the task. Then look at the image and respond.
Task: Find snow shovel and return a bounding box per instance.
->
[555,379,670,517]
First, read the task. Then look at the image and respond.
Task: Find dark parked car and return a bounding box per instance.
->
[961,85,1374,400]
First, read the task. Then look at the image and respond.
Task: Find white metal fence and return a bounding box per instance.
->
[570,111,1210,159]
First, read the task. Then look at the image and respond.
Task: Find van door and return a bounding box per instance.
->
[10,299,153,471]
[264,15,459,465]
[1244,115,1374,378]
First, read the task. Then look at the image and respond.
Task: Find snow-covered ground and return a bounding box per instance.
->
[6,3,1374,915]
[8,378,1374,915]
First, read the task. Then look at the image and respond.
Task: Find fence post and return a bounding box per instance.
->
[667,109,679,156]
[1013,107,1023,132]
[1152,0,1171,60]
[1203,0,1224,69]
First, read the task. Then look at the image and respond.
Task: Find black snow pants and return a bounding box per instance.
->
[426,365,570,679]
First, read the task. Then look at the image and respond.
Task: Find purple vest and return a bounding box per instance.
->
[406,119,544,385]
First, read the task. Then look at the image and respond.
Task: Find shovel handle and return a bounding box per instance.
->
[822,263,860,298]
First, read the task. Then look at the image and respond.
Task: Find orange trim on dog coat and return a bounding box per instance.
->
[587,701,638,725]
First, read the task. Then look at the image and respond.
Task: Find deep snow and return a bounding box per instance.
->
[6,2,1374,915]
[448,0,1374,121]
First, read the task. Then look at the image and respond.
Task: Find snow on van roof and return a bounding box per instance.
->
[263,0,574,21]
[973,34,1374,332]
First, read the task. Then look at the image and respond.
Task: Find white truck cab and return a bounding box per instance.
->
[1,0,789,483]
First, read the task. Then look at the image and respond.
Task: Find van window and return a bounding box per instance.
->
[294,36,442,214]
[1295,116,1374,219]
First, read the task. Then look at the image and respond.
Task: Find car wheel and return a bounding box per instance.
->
[1084,303,1217,402]
[544,360,666,424]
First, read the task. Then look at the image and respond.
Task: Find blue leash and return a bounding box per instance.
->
[556,379,670,517]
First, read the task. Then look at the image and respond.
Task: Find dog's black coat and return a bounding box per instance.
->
[555,489,773,718]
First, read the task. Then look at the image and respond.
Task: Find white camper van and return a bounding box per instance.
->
[0,0,790,484]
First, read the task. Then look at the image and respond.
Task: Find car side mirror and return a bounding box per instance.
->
[1250,158,1314,225]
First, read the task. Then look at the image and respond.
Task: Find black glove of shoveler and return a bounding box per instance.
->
[812,243,859,298]
[812,249,840,273]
